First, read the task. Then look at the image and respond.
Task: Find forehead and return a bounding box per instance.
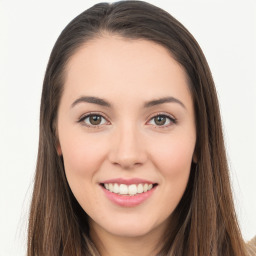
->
[63,35,192,109]
[66,35,183,79]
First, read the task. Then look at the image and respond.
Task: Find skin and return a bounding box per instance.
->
[57,35,196,256]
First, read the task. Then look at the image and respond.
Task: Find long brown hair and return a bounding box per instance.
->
[27,1,247,255]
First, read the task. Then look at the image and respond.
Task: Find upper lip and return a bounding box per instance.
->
[100,178,156,185]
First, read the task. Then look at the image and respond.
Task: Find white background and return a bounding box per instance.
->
[0,0,255,255]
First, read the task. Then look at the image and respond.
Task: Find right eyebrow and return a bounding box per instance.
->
[71,96,111,108]
[144,96,186,109]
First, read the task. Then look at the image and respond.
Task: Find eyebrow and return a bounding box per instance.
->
[71,96,111,108]
[144,97,186,109]
[71,96,186,109]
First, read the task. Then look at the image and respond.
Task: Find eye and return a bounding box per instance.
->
[79,113,109,127]
[147,114,176,127]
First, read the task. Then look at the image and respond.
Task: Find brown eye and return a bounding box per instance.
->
[89,115,102,125]
[147,114,176,127]
[80,114,108,127]
[154,115,167,126]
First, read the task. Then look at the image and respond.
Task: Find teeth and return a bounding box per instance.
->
[103,183,154,196]
[113,183,119,193]
[109,183,114,192]
[137,184,143,193]
[128,184,137,195]
[119,184,128,195]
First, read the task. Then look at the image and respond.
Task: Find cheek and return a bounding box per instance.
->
[59,133,108,210]
[153,141,193,216]
[150,134,195,174]
[149,133,195,199]
[59,132,108,181]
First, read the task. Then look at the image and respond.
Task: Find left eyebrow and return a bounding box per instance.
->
[71,96,111,108]
[144,97,186,109]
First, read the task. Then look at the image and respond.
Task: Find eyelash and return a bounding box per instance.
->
[78,112,110,128]
[78,112,176,128]
[147,113,177,128]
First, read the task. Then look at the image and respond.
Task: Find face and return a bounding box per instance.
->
[57,36,196,241]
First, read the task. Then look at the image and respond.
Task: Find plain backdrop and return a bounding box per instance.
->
[0,0,255,255]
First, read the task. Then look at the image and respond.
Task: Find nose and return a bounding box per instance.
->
[108,124,147,169]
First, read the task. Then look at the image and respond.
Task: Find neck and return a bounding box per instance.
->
[89,220,166,256]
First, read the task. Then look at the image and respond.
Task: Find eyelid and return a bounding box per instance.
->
[146,112,177,127]
[77,112,111,127]
[77,111,176,128]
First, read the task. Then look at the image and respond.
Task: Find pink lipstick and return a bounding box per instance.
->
[100,178,157,207]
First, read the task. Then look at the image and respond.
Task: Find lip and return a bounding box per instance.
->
[100,182,157,207]
[100,178,155,185]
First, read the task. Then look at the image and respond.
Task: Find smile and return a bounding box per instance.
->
[102,183,155,196]
[100,180,158,207]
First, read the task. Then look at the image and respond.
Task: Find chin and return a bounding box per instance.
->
[111,224,153,237]
[92,214,164,239]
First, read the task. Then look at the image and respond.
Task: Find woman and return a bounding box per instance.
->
[27,1,252,255]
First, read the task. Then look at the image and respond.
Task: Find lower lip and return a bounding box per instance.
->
[101,186,156,207]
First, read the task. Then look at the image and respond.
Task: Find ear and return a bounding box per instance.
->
[55,125,62,156]
[192,151,197,163]
[57,145,62,156]
[56,139,62,156]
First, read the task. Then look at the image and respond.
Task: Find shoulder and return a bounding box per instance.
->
[246,236,256,256]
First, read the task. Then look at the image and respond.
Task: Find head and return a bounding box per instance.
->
[28,1,246,255]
